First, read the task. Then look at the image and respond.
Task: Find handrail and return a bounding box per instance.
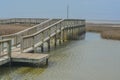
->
[23,19,85,38]
[0,19,51,37]
[0,39,11,42]
[0,18,48,24]
[64,19,85,21]
[0,39,11,59]
[21,19,85,52]
[23,20,64,38]
[0,19,61,46]
[16,19,52,34]
[0,18,85,53]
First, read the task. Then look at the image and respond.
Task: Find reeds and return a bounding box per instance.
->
[0,24,34,36]
[86,23,120,40]
[101,30,120,40]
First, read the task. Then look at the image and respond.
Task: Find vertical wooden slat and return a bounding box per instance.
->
[7,40,11,61]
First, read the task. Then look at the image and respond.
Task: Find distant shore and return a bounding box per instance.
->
[86,22,120,40]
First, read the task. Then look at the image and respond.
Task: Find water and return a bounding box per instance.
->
[87,20,120,24]
[0,32,120,80]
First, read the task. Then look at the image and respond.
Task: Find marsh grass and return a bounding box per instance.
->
[86,23,120,40]
[101,30,120,40]
[0,24,35,36]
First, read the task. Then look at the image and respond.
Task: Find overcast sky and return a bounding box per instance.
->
[0,0,120,20]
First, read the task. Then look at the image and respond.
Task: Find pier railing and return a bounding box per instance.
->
[21,19,85,52]
[0,18,48,24]
[1,19,61,47]
[0,39,11,59]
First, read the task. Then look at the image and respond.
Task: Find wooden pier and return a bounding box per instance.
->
[0,18,85,66]
[0,39,49,66]
[12,53,49,64]
[0,53,49,66]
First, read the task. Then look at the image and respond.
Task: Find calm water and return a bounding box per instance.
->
[0,32,120,80]
[87,20,120,24]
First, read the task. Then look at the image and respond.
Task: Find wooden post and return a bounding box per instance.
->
[62,29,65,42]
[33,36,37,53]
[78,26,80,35]
[72,27,74,39]
[76,28,78,39]
[54,35,57,48]
[47,39,50,52]
[54,25,57,48]
[79,27,81,35]
[76,27,79,39]
[15,35,17,47]
[48,28,51,52]
[0,43,1,56]
[7,40,12,62]
[41,32,44,52]
[41,44,44,52]
[21,37,23,53]
[46,58,48,65]
[1,37,3,53]
[77,27,80,36]
[59,22,62,45]
[59,32,62,45]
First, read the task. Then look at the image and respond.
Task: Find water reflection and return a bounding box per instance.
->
[0,32,120,80]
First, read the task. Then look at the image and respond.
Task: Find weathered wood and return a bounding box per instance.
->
[7,40,12,61]
[1,19,61,47]
[0,18,48,24]
[54,35,57,48]
[11,53,49,64]
[0,39,12,66]
[47,40,50,52]
[0,18,85,66]
[41,44,44,52]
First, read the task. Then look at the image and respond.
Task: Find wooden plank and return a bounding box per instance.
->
[11,53,49,63]
[0,19,85,66]
[0,56,9,66]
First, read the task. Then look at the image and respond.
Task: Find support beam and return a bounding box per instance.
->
[41,44,44,52]
[47,39,50,52]
[59,32,62,45]
[54,35,57,48]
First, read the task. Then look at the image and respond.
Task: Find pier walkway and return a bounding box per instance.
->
[0,18,85,66]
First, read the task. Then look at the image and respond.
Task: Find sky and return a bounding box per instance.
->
[0,0,120,20]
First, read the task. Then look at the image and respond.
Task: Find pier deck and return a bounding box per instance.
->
[0,52,49,66]
[0,18,85,66]
[12,53,49,64]
[0,56,9,66]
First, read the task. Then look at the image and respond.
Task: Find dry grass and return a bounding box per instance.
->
[86,23,120,40]
[86,23,120,32]
[0,24,35,36]
[101,30,120,40]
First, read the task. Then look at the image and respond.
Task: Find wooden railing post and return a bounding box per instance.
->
[41,32,44,52]
[7,40,12,61]
[54,25,57,47]
[32,36,36,53]
[62,21,65,42]
[21,37,23,53]
[19,19,85,53]
[15,35,17,47]
[59,22,62,45]
[48,28,51,51]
